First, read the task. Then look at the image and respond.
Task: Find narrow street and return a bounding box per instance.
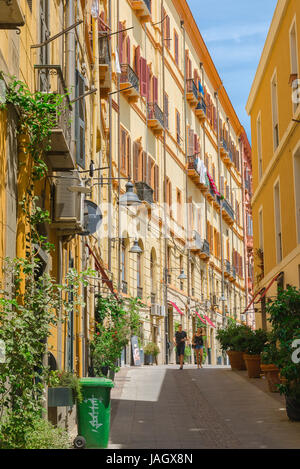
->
[109,366,300,449]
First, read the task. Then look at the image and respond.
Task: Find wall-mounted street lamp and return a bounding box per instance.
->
[129,239,143,254]
[119,181,142,206]
[164,268,187,281]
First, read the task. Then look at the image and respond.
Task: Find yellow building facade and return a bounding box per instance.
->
[246,0,300,328]
[0,0,252,381]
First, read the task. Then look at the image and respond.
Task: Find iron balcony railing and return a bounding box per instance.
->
[147,102,164,128]
[120,64,140,93]
[99,35,110,65]
[137,286,143,299]
[225,260,231,275]
[143,0,151,12]
[186,79,198,101]
[222,198,234,221]
[196,97,206,114]
[34,65,71,151]
[202,239,210,256]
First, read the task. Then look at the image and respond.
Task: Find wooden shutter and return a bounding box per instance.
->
[154,165,159,202]
[146,66,151,103]
[174,31,179,64]
[153,76,158,103]
[148,156,152,186]
[188,129,194,156]
[142,151,147,182]
[127,134,131,177]
[140,57,147,97]
[126,36,131,66]
[121,128,127,171]
[75,69,85,168]
[135,46,140,77]
[133,142,139,181]
[194,133,198,155]
[166,16,170,49]
[164,93,169,128]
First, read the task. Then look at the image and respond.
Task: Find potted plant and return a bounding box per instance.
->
[144,342,160,365]
[216,320,251,370]
[266,286,300,421]
[47,371,82,407]
[260,332,281,393]
[243,329,268,378]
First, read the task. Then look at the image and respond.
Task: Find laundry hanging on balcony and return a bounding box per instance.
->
[115,51,121,74]
[195,157,207,185]
[207,171,221,197]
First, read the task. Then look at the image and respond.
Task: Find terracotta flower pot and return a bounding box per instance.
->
[261,364,280,392]
[243,354,261,378]
[227,351,246,370]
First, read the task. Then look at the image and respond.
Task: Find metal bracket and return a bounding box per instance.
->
[31,20,83,49]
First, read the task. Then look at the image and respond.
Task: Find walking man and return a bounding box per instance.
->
[174,324,187,370]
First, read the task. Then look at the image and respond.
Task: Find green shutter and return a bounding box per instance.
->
[75,70,86,168]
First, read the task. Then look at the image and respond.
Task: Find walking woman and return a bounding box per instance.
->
[192,327,206,369]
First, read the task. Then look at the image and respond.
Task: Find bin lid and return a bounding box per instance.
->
[79,377,114,388]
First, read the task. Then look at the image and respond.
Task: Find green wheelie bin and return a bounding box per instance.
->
[74,377,114,449]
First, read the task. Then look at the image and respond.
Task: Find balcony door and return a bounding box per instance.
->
[39,0,50,91]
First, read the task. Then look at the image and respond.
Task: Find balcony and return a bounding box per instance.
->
[195,97,206,122]
[135,181,154,204]
[137,286,143,299]
[0,0,25,31]
[122,280,128,294]
[129,0,151,23]
[120,64,140,103]
[34,65,74,170]
[147,102,164,135]
[187,156,208,193]
[220,198,234,226]
[190,231,210,261]
[225,260,231,278]
[186,79,198,106]
[98,35,111,97]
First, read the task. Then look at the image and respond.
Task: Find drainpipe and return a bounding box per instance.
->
[181,20,191,338]
[162,0,168,365]
[215,91,225,328]
[240,136,249,324]
[108,0,112,271]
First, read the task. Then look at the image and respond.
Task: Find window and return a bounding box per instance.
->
[271,73,279,151]
[175,109,181,145]
[121,239,127,293]
[120,127,131,176]
[174,30,179,66]
[274,181,282,263]
[75,70,86,168]
[177,189,183,225]
[257,114,263,181]
[259,208,264,251]
[290,20,299,113]
[162,9,170,49]
[40,0,49,65]
[164,92,169,129]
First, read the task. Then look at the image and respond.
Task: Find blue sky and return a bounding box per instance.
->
[187,0,277,141]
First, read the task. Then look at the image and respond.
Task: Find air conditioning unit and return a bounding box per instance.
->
[52,172,86,233]
[160,305,166,317]
[151,304,160,316]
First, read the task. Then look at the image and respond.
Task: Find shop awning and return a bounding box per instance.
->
[203,314,216,328]
[169,301,184,316]
[85,243,118,299]
[242,271,283,314]
[195,311,207,325]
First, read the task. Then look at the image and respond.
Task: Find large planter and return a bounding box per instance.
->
[227,351,246,370]
[261,364,280,392]
[48,387,74,407]
[144,354,153,365]
[243,354,261,378]
[285,396,300,421]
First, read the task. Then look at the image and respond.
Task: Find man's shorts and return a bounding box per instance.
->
[177,344,185,356]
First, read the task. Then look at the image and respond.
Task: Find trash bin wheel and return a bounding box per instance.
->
[74,435,86,449]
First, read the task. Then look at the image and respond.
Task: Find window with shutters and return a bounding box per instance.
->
[134,46,141,78]
[120,126,131,177]
[133,141,142,182]
[154,165,159,202]
[75,70,86,168]
[188,128,194,157]
[177,189,183,225]
[140,57,147,97]
[40,0,49,67]
[174,30,179,65]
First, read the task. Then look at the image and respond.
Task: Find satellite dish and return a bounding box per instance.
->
[78,200,103,236]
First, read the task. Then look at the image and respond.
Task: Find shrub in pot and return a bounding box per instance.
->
[243,329,268,378]
[266,286,300,421]
[260,332,281,393]
[144,342,160,365]
[216,320,251,370]
[47,370,83,407]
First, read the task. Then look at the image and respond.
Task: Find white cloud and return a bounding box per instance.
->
[201,22,270,43]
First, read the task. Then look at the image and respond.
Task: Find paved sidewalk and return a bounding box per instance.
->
[108,365,300,449]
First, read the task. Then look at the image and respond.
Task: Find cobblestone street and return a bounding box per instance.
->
[109,366,300,449]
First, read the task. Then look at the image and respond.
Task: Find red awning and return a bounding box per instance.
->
[195,311,207,325]
[85,244,118,299]
[169,301,184,316]
[243,271,282,314]
[203,314,216,328]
